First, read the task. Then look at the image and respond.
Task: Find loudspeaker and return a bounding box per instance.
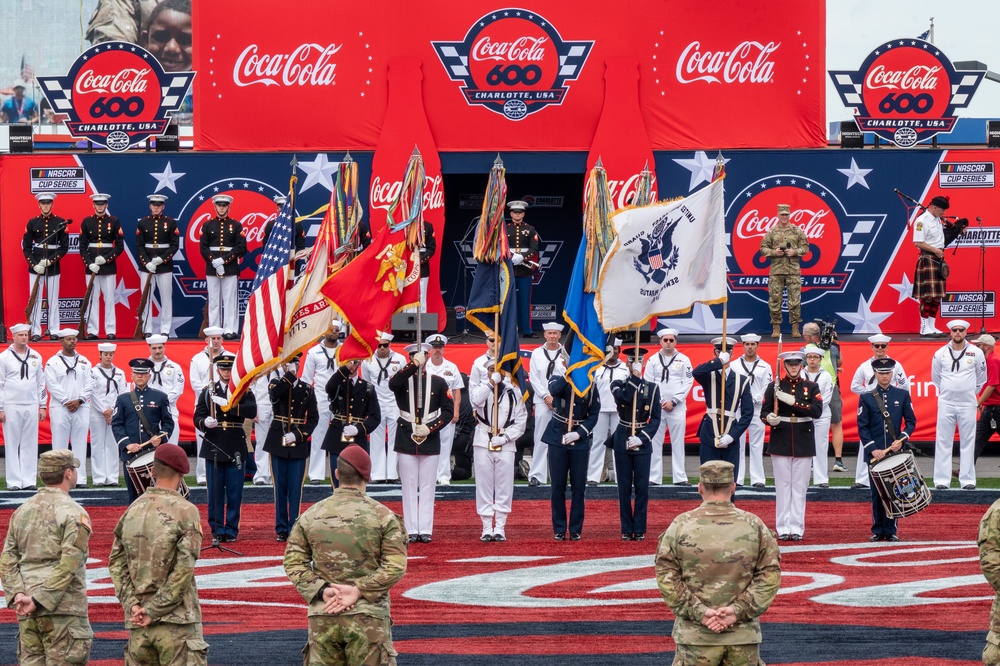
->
[8,124,33,153]
[840,120,864,148]
[444,307,457,336]
[988,120,1000,148]
[391,313,438,332]
[155,124,179,152]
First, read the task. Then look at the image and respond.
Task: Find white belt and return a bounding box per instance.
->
[209,246,230,251]
[39,244,61,249]
[399,409,440,423]
[144,243,171,249]
[89,243,113,248]
[777,416,812,423]
[706,408,739,419]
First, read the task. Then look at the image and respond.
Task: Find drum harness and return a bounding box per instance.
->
[129,391,159,449]
[870,389,899,461]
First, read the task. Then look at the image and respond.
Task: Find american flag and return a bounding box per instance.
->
[20,56,34,83]
[228,190,295,403]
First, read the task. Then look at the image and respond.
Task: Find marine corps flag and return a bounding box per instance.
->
[596,177,726,331]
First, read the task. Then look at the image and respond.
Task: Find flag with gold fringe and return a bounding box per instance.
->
[563,159,618,396]
[322,149,424,363]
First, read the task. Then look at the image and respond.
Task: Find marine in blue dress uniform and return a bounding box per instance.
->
[857,357,917,541]
[542,374,600,540]
[693,337,755,473]
[608,350,660,540]
[111,359,174,504]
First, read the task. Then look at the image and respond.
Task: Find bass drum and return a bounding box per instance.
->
[869,452,931,519]
[126,449,191,499]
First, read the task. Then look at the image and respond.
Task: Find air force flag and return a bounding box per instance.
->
[596,177,726,331]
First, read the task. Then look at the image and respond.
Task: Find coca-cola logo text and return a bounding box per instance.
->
[234,44,341,87]
[864,64,941,91]
[734,208,828,240]
[472,36,548,62]
[676,40,779,84]
[187,212,270,245]
[590,173,658,211]
[74,68,150,95]
[370,175,445,213]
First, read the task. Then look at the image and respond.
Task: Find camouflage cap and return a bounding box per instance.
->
[39,449,80,475]
[700,460,734,484]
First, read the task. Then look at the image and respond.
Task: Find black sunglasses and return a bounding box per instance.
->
[872,343,887,349]
[377,343,390,348]
[952,327,967,332]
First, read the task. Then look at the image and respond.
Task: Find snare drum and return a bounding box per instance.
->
[869,452,932,519]
[126,449,191,499]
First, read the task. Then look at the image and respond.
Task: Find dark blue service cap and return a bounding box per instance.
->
[872,357,897,373]
[129,358,154,373]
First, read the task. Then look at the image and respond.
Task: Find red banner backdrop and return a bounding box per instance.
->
[193,0,825,151]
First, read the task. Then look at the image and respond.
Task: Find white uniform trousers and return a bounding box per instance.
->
[140,272,173,335]
[168,406,180,445]
[934,399,978,487]
[419,277,429,313]
[370,417,399,481]
[253,406,273,484]
[651,407,687,484]
[810,415,832,485]
[50,403,91,482]
[398,453,438,535]
[28,273,60,337]
[772,455,812,537]
[854,444,871,486]
[308,401,332,482]
[528,403,553,483]
[195,430,206,483]
[589,412,619,483]
[474,447,515,534]
[85,274,116,335]
[89,410,119,485]
[436,422,457,484]
[206,274,239,334]
[738,406,766,486]
[3,405,39,489]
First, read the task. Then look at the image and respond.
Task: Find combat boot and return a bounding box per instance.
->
[791,323,801,338]
[771,324,781,338]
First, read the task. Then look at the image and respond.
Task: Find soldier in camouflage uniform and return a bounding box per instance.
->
[284,445,408,666]
[1,450,93,665]
[980,497,1000,664]
[655,460,780,666]
[759,203,810,339]
[109,444,209,665]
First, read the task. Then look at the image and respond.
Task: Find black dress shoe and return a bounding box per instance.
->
[554,533,566,541]
[8,486,21,492]
[790,534,803,541]
[30,335,40,342]
[524,332,537,338]
[85,334,98,341]
[528,478,540,487]
[143,332,152,339]
[752,483,765,489]
[885,535,899,542]
[49,335,59,341]
[964,484,976,490]
[408,535,418,544]
[106,334,116,340]
[570,533,581,541]
[481,533,494,542]
[778,534,791,541]
[622,533,632,541]
[493,533,506,542]
[634,533,645,541]
[276,533,288,542]
[223,535,236,543]
[419,534,432,543]
[870,534,883,542]
[23,486,36,491]
[674,481,691,486]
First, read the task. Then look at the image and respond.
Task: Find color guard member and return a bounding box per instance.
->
[506,200,540,337]
[199,194,246,339]
[189,327,228,485]
[23,193,69,341]
[730,333,772,488]
[528,322,567,485]
[301,318,343,484]
[136,193,180,337]
[79,193,124,339]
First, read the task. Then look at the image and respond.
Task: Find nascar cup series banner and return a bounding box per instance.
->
[192,0,826,151]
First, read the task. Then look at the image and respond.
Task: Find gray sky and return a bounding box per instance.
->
[827,0,1000,127]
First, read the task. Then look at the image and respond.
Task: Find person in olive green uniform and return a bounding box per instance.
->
[0,450,94,666]
[655,460,781,666]
[980,497,1000,665]
[759,203,810,338]
[505,200,541,337]
[109,444,208,665]
[284,445,408,666]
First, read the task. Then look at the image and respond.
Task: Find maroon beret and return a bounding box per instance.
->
[154,443,190,475]
[339,444,371,482]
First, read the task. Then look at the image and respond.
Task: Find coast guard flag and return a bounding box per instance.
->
[596,177,726,331]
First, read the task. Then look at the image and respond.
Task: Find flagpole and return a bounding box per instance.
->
[631,325,640,437]
[717,302,728,447]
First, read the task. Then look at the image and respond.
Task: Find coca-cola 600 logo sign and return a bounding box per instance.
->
[37,42,194,152]
[432,9,593,120]
[830,39,984,148]
[726,177,886,306]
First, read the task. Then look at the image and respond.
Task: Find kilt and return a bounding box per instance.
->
[913,253,947,300]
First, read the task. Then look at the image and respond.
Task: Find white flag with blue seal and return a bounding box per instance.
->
[596,177,726,331]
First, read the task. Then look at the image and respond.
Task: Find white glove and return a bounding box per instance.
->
[491,372,502,385]
[33,263,45,274]
[211,257,224,268]
[144,261,158,272]
[203,416,218,429]
[413,423,430,437]
[511,253,524,266]
[718,351,730,364]
[775,390,795,405]
[215,265,225,277]
[283,432,296,444]
[342,424,358,437]
[562,432,580,445]
[766,413,781,426]
[718,434,734,447]
[626,435,642,449]
[89,263,100,273]
[95,255,107,265]
[412,351,427,367]
[631,361,643,375]
[152,256,164,266]
[490,435,506,447]
[40,259,51,268]
[211,395,228,407]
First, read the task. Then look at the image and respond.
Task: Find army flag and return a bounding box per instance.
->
[596,176,726,331]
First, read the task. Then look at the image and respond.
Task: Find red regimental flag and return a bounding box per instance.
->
[321,223,420,363]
